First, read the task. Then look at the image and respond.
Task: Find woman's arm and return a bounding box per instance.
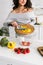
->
[3,12,18,27]
[30,10,36,25]
[3,11,18,36]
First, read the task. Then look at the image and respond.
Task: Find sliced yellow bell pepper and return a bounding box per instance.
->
[27,29,31,32]
[7,42,16,49]
[21,25,27,28]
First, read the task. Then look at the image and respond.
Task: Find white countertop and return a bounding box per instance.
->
[0,36,43,65]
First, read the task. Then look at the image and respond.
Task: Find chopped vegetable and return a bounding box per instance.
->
[0,37,9,47]
[7,42,16,49]
[0,29,3,36]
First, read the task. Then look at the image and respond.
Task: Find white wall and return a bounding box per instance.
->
[0,0,12,27]
[31,0,43,8]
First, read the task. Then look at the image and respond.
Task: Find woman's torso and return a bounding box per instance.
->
[9,9,35,25]
[11,12,32,24]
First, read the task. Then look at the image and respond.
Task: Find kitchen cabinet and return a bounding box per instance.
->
[30,25,43,40]
[39,25,43,40]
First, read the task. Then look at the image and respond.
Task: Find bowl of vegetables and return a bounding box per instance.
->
[15,24,35,35]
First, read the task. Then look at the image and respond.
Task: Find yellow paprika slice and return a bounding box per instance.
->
[27,29,31,33]
[7,42,16,49]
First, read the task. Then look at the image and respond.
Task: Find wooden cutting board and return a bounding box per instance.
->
[15,24,34,35]
[37,46,43,56]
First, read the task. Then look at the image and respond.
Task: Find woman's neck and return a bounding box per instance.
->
[17,5,26,12]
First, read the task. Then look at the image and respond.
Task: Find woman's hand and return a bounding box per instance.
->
[11,22,18,27]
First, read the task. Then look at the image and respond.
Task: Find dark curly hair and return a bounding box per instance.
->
[13,0,32,10]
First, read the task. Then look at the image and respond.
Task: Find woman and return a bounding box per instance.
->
[4,0,36,27]
[3,0,36,38]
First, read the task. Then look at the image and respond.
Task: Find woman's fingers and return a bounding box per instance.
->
[11,22,18,27]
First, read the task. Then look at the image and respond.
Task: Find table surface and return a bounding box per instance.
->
[0,36,43,65]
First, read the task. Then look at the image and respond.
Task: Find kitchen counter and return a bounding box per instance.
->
[0,36,43,65]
